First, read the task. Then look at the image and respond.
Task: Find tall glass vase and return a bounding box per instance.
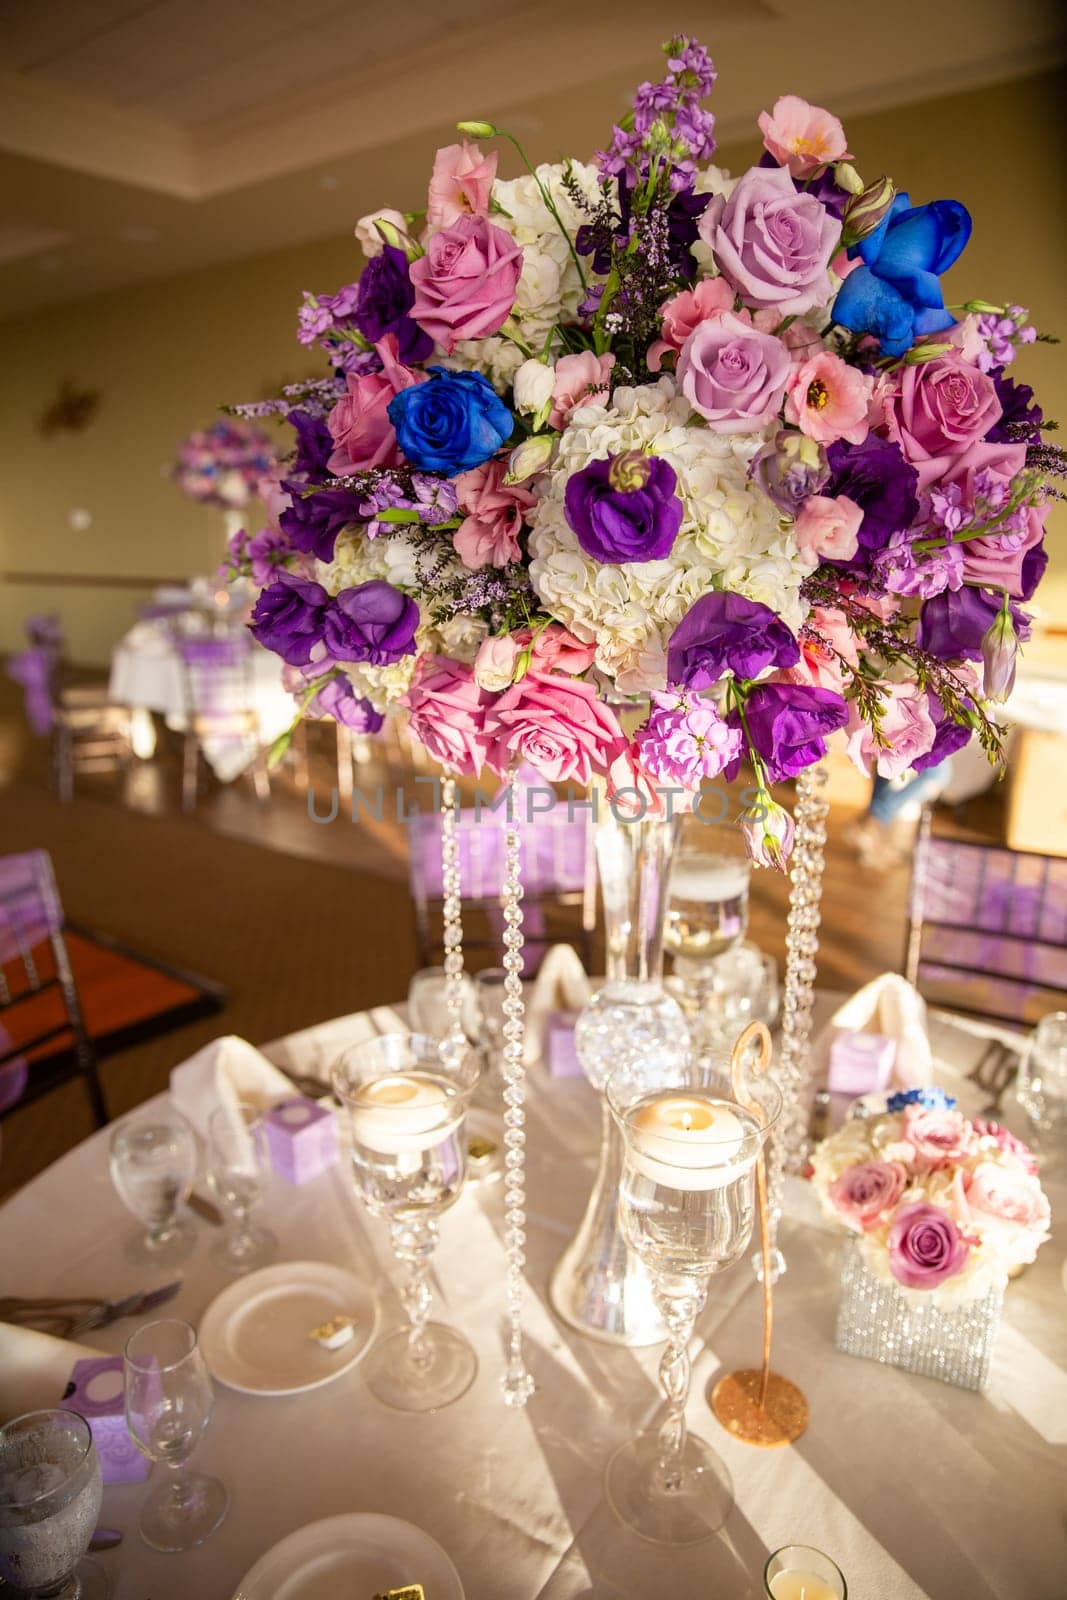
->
[549,807,690,1345]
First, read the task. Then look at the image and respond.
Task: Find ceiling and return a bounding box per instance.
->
[1,0,1064,319]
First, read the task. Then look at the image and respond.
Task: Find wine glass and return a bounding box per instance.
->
[206,1104,278,1273]
[603,1050,780,1545]
[664,823,751,1033]
[473,968,509,1078]
[0,1410,106,1599]
[1018,1011,1067,1147]
[124,1319,227,1552]
[407,966,477,1043]
[108,1107,198,1266]
[332,1032,480,1412]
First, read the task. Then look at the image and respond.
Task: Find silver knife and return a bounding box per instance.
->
[71,1280,183,1338]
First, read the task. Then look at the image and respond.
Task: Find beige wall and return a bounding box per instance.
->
[1,70,1063,666]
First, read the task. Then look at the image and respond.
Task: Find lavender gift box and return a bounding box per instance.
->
[828,1030,896,1098]
[263,1095,340,1183]
[63,1357,148,1484]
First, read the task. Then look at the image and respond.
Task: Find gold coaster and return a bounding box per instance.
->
[709,1369,809,1448]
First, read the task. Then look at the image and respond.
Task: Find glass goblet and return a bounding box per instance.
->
[603,1054,780,1545]
[664,830,751,1033]
[124,1319,228,1552]
[473,968,509,1079]
[1018,1011,1067,1147]
[206,1104,278,1274]
[108,1107,198,1266]
[332,1032,480,1413]
[0,1410,106,1600]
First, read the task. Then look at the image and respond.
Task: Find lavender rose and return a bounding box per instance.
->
[323,580,420,666]
[888,1202,970,1290]
[667,591,800,689]
[727,681,848,782]
[698,165,841,317]
[883,354,1002,467]
[830,1160,908,1233]
[249,573,329,666]
[677,312,791,433]
[409,216,522,353]
[563,453,683,563]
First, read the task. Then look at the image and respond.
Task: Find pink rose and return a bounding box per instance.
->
[698,165,841,318]
[427,140,498,228]
[677,311,791,433]
[793,494,863,564]
[881,354,1002,467]
[409,216,522,354]
[905,432,1024,496]
[473,635,521,693]
[960,500,1046,599]
[514,622,596,677]
[326,335,424,473]
[484,672,625,785]
[845,682,937,780]
[758,95,849,179]
[785,351,871,445]
[974,1119,1038,1175]
[900,1104,975,1172]
[962,1161,1050,1236]
[647,278,734,372]
[453,460,535,569]
[888,1202,970,1290]
[402,656,493,776]
[830,1160,908,1233]
[785,605,859,695]
[548,351,616,427]
[605,741,666,820]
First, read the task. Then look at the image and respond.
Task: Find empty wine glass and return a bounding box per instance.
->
[109,1107,197,1266]
[603,1050,780,1545]
[473,968,508,1077]
[0,1410,106,1599]
[1018,1011,1067,1148]
[124,1319,227,1552]
[206,1104,278,1273]
[407,966,477,1043]
[332,1032,480,1412]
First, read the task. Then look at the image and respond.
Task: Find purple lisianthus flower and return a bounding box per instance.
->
[739,794,795,871]
[323,580,419,666]
[750,430,830,515]
[917,585,1030,661]
[825,436,919,555]
[287,408,334,480]
[635,687,742,787]
[668,591,799,689]
[249,573,330,666]
[727,681,848,782]
[246,525,292,586]
[909,692,972,773]
[278,482,361,563]
[987,370,1044,444]
[311,676,385,733]
[888,1202,969,1290]
[564,454,682,564]
[354,245,434,365]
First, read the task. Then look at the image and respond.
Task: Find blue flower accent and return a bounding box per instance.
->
[832,193,972,358]
[388,368,513,475]
[886,1086,958,1113]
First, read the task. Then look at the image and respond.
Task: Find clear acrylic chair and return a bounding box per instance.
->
[172,627,270,812]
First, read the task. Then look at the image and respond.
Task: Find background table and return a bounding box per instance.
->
[1,1001,1064,1599]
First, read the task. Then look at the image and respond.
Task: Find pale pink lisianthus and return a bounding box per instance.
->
[402,655,493,777]
[647,278,734,372]
[513,622,596,676]
[900,1104,976,1172]
[548,351,616,427]
[844,682,937,780]
[453,460,536,570]
[758,94,850,179]
[409,216,522,353]
[784,605,859,695]
[326,334,424,473]
[426,140,498,228]
[483,671,625,785]
[793,493,863,564]
[473,634,521,693]
[829,1160,908,1234]
[785,351,872,445]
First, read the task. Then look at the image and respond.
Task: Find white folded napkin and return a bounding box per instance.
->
[0,1324,99,1425]
[524,944,592,1065]
[814,972,933,1089]
[169,1034,297,1141]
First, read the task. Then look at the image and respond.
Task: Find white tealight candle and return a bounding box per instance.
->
[670,859,750,900]
[627,1093,749,1190]
[349,1073,457,1156]
[769,1571,840,1600]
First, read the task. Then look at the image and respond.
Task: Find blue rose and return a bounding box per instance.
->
[831,194,971,358]
[388,367,513,474]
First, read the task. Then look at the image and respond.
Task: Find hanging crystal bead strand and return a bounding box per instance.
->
[439,775,467,1060]
[757,760,830,1284]
[500,761,535,1407]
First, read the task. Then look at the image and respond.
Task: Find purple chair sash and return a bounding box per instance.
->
[6,648,55,736]
[0,850,64,967]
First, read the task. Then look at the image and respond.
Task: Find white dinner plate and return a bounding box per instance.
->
[232,1511,465,1600]
[199,1261,377,1396]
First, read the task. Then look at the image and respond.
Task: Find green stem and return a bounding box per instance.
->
[500,132,587,292]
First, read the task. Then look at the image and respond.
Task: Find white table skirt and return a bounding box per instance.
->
[1,1002,1063,1600]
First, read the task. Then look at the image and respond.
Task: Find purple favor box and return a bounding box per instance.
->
[264,1095,340,1183]
[828,1030,896,1097]
[63,1357,148,1484]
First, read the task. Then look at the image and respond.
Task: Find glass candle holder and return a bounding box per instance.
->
[603,1052,780,1545]
[332,1032,480,1413]
[764,1544,847,1599]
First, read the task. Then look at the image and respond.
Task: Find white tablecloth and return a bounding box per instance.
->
[1,1002,1064,1600]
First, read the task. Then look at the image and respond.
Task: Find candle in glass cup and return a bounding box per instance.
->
[628,1091,748,1189]
[764,1545,846,1600]
[769,1573,840,1600]
[348,1072,458,1155]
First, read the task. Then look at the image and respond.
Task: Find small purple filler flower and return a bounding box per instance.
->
[887,1202,970,1290]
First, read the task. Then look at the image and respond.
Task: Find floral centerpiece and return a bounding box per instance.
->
[225,34,1059,867]
[173,418,278,511]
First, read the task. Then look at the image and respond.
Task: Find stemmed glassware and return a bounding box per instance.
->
[664,821,752,1038]
[124,1319,228,1552]
[603,1050,780,1544]
[0,1410,106,1599]
[1018,1011,1067,1149]
[206,1103,278,1273]
[407,966,477,1043]
[472,967,509,1081]
[108,1107,198,1266]
[332,1031,480,1412]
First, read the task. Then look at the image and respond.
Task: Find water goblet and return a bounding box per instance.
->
[124,1319,227,1552]
[406,966,477,1044]
[0,1410,107,1599]
[332,1032,480,1412]
[1018,1011,1067,1148]
[473,967,509,1079]
[664,828,751,1033]
[603,1052,780,1545]
[108,1107,198,1266]
[206,1104,278,1273]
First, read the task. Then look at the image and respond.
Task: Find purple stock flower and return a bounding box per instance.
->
[917,585,1031,661]
[564,454,683,563]
[635,687,742,787]
[249,573,330,665]
[279,483,361,563]
[312,676,385,733]
[888,1203,969,1290]
[824,436,919,556]
[668,591,799,689]
[910,693,972,773]
[323,580,419,666]
[874,526,963,599]
[987,371,1044,444]
[354,245,434,365]
[728,681,848,782]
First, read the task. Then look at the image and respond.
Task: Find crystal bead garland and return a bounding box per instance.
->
[499,759,535,1407]
[758,760,830,1284]
[438,775,467,1055]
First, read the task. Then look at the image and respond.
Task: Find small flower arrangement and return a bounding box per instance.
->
[811,1088,1050,1306]
[173,419,278,510]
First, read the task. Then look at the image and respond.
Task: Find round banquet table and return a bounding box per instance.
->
[1,999,1064,1600]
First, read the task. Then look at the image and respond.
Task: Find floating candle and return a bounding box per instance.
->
[627,1092,750,1190]
[768,1571,839,1600]
[348,1072,457,1156]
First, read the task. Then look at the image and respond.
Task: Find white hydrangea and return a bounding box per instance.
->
[527,377,814,694]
